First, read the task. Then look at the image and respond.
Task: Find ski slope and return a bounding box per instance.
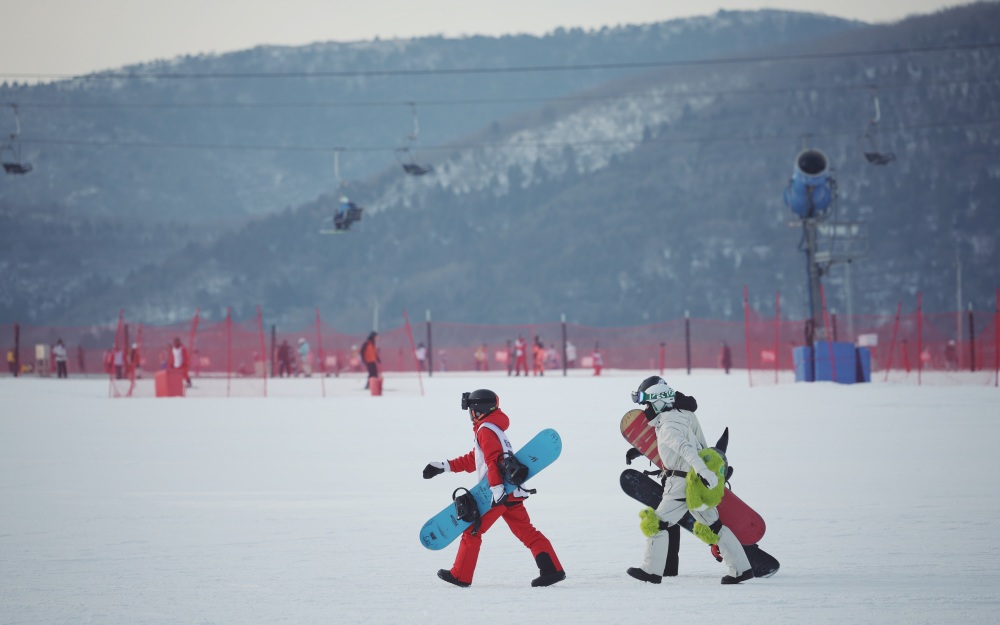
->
[2,371,998,624]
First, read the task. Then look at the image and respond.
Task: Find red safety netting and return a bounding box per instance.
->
[4,289,996,394]
[105,307,267,398]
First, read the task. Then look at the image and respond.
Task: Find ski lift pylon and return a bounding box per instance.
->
[859,87,895,166]
[2,104,33,175]
[395,102,433,176]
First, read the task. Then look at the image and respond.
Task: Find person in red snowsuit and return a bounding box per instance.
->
[513,336,528,376]
[423,389,566,587]
[591,345,603,376]
[169,337,192,388]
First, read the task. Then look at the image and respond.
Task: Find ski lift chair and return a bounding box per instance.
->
[3,160,33,175]
[396,147,433,176]
[2,105,33,175]
[859,87,896,166]
[395,102,434,176]
[2,135,32,175]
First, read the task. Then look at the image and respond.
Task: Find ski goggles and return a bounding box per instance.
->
[631,389,674,405]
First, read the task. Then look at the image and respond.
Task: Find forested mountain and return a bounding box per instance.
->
[2,5,998,331]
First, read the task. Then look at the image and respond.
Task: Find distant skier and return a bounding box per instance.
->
[720,342,733,375]
[360,332,380,389]
[169,337,192,388]
[626,375,753,585]
[513,336,528,376]
[423,389,566,587]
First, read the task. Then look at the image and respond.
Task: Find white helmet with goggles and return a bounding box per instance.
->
[631,375,676,415]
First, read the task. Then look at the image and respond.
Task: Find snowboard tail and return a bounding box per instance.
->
[620,469,779,578]
[419,428,562,551]
[620,469,765,546]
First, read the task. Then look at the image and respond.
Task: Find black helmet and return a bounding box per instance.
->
[637,375,664,394]
[461,389,499,419]
[631,375,675,414]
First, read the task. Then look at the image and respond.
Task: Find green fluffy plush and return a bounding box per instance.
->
[686,448,726,512]
[693,521,719,545]
[639,507,661,538]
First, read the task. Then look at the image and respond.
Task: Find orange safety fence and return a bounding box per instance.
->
[3,290,997,396]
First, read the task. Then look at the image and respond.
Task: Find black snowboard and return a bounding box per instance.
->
[620,469,780,579]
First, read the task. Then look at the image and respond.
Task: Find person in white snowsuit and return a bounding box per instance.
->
[627,376,753,585]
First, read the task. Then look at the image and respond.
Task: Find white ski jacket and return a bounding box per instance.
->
[649,408,710,500]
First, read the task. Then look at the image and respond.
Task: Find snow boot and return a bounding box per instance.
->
[721,569,754,585]
[531,553,566,587]
[437,569,470,588]
[627,567,662,584]
[663,523,680,576]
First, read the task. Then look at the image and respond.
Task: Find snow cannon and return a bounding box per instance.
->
[783,149,832,219]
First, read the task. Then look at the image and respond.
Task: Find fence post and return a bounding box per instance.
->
[994,288,999,387]
[314,309,325,398]
[968,303,976,373]
[883,302,902,383]
[774,291,782,384]
[684,311,691,375]
[270,324,277,378]
[425,309,433,377]
[226,307,232,397]
[13,321,19,377]
[561,314,567,377]
[917,294,923,386]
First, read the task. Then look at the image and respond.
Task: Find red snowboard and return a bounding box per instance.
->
[620,409,766,545]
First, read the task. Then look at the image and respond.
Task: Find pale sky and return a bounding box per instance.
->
[0,0,974,79]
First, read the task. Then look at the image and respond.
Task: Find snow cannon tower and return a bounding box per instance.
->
[782,148,870,383]
[784,147,833,347]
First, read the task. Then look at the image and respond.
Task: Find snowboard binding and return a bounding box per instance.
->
[452,487,482,535]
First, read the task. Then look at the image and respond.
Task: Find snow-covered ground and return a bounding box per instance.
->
[2,371,998,624]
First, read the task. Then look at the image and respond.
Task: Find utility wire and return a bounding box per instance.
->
[3,41,999,81]
[7,76,999,111]
[21,116,1000,155]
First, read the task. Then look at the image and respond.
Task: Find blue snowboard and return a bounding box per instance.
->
[419,428,562,551]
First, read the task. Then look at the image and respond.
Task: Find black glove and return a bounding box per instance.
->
[423,462,447,479]
[625,447,642,465]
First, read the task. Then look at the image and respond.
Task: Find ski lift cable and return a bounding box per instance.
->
[3,40,999,82]
[18,115,1000,156]
[7,76,999,112]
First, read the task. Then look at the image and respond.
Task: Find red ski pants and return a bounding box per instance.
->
[450,501,561,584]
[514,356,528,375]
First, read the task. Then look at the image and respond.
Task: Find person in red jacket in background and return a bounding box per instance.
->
[423,389,566,588]
[532,336,546,376]
[512,335,528,376]
[169,337,192,388]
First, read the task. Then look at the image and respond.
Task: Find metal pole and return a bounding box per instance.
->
[968,304,976,373]
[956,251,963,368]
[804,218,824,343]
[13,321,20,377]
[845,261,855,342]
[270,324,277,377]
[684,311,692,375]
[561,314,567,377]
[425,309,433,377]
